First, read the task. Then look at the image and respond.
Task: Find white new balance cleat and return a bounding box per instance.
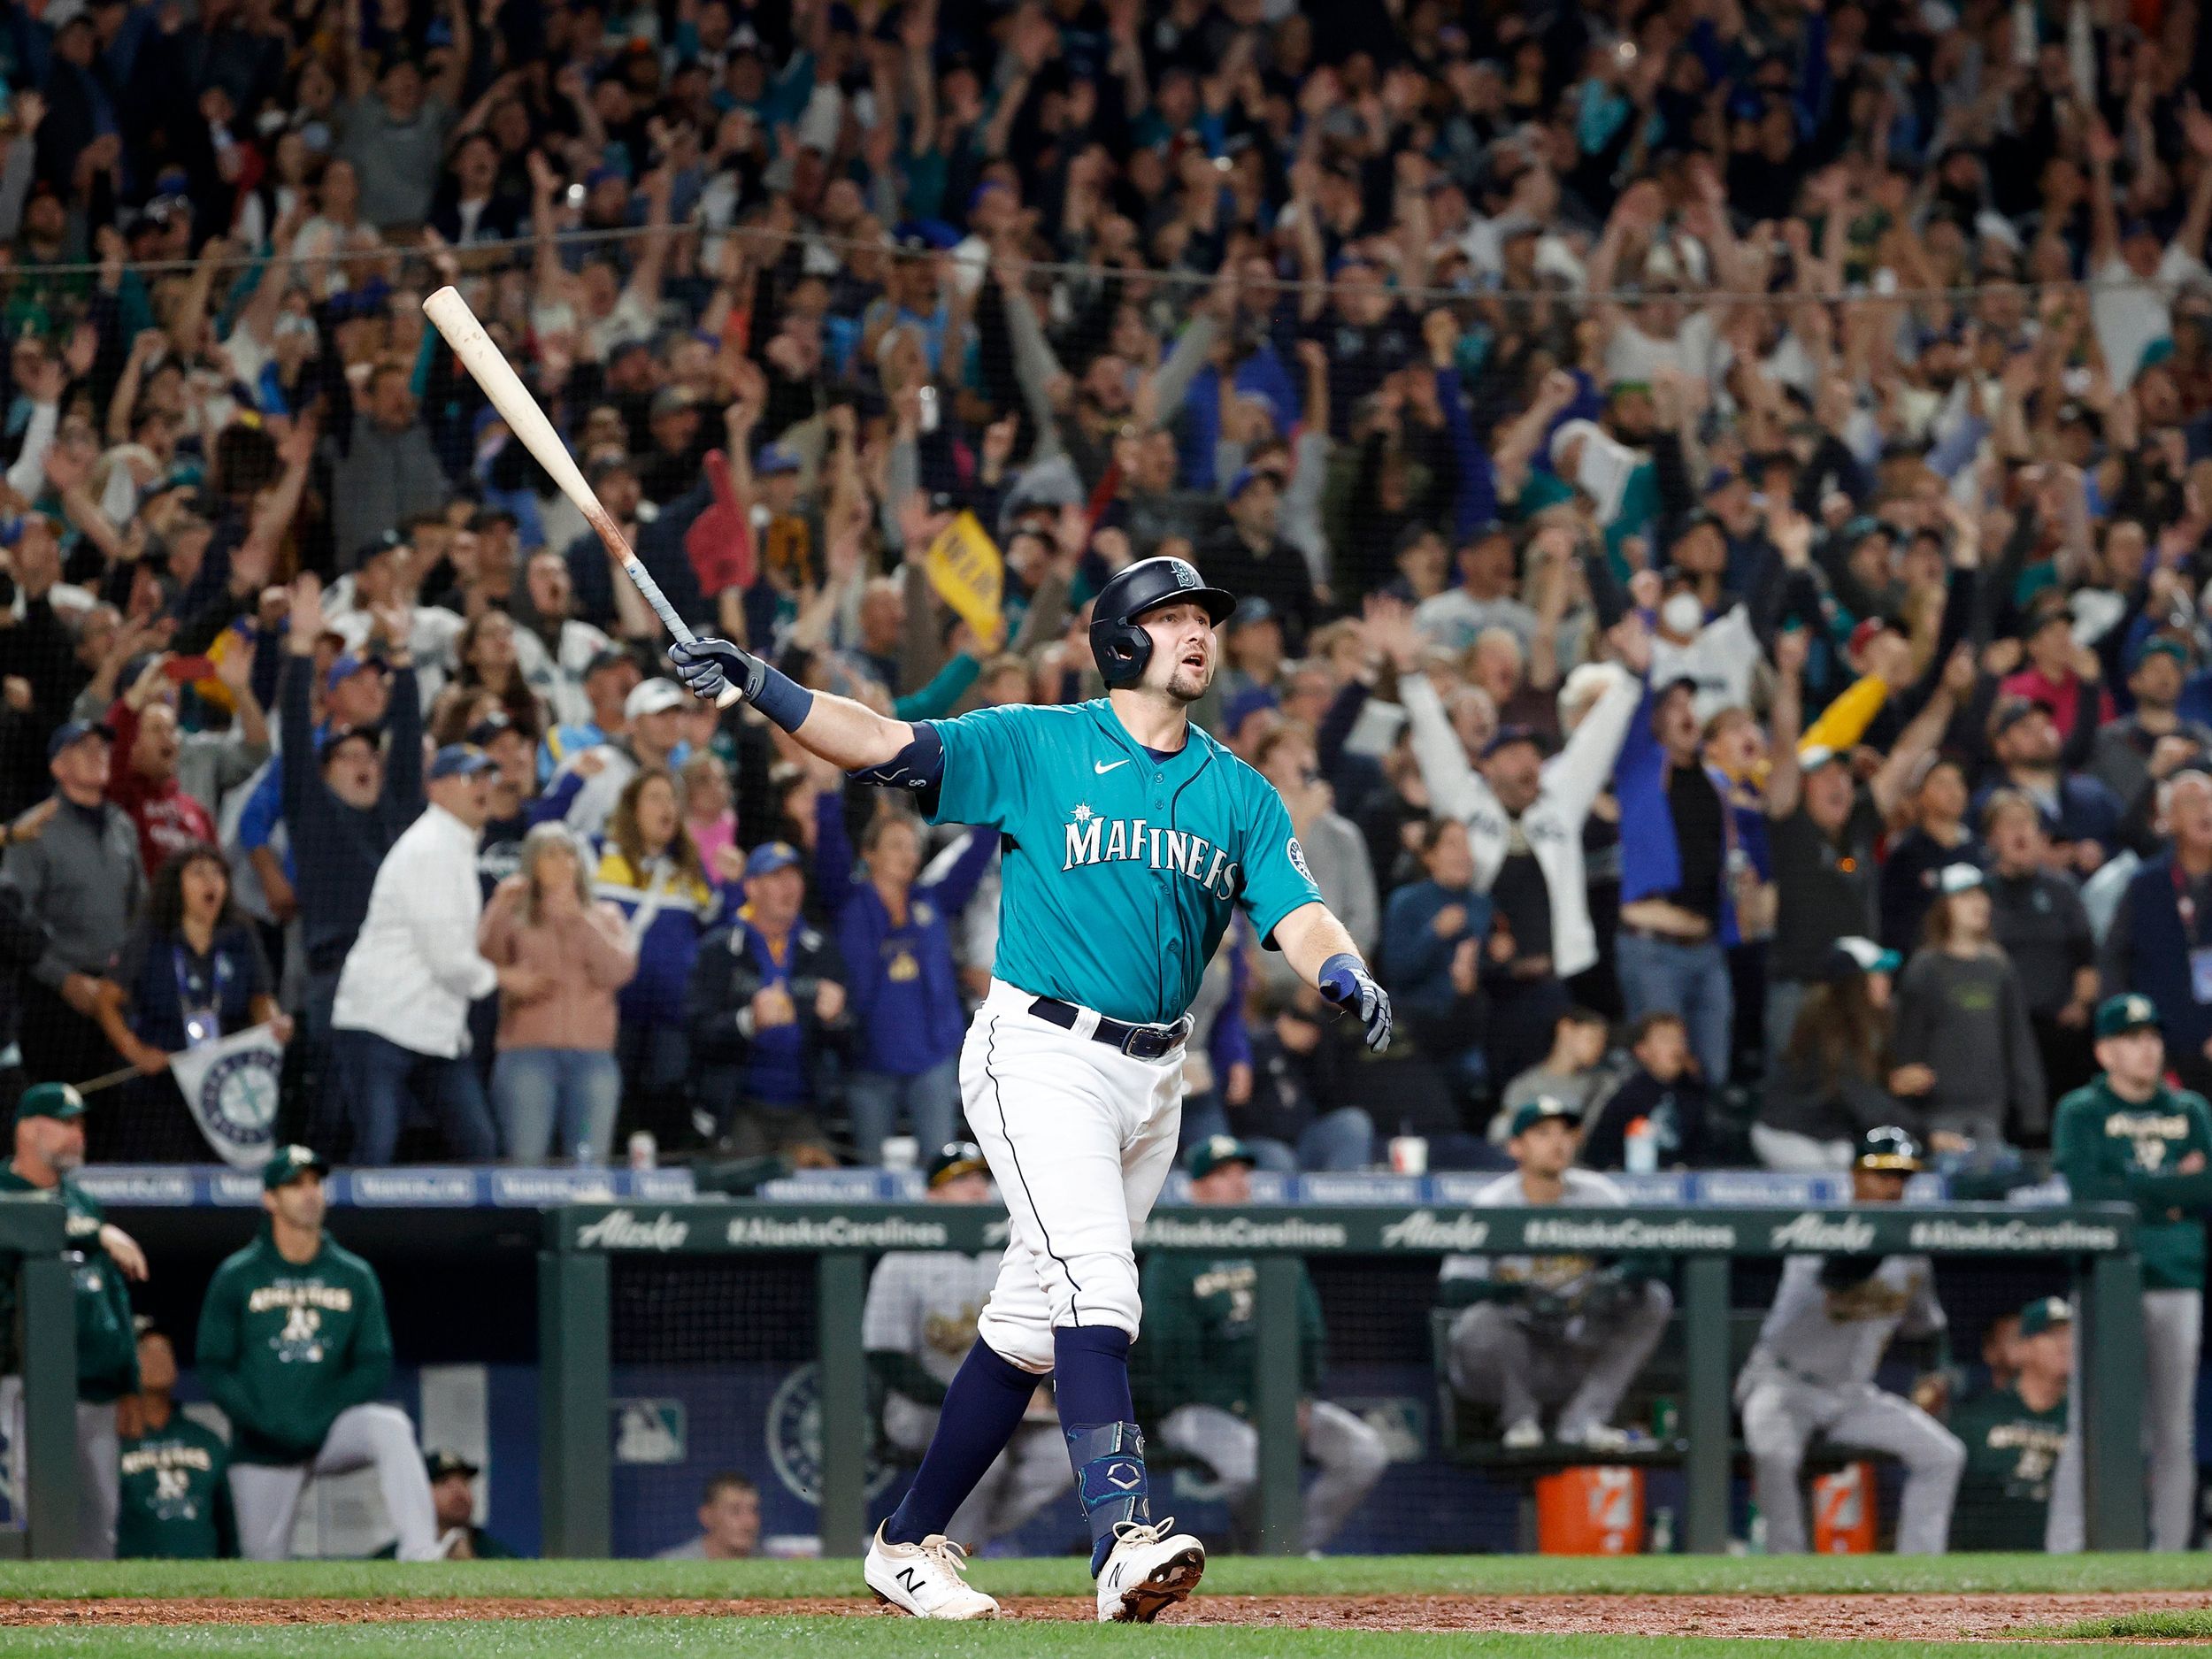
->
[864,1525,1000,1619]
[1502,1417,1545,1450]
[1094,1517,1205,1623]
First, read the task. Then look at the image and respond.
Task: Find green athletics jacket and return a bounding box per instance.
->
[118,1409,234,1558]
[1132,1255,1325,1423]
[194,1224,393,1464]
[0,1169,139,1402]
[2053,1076,2212,1291]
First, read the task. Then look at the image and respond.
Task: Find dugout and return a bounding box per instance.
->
[536,1200,2150,1558]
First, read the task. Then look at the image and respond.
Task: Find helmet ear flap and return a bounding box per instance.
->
[1096,621,1152,687]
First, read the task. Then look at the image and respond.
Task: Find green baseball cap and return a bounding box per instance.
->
[2018,1295,2072,1340]
[262,1144,330,1189]
[1185,1135,1256,1182]
[1508,1095,1582,1140]
[16,1082,84,1123]
[2094,993,2162,1041]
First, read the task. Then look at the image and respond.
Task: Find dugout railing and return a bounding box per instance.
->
[0,1191,86,1558]
[537,1201,2147,1559]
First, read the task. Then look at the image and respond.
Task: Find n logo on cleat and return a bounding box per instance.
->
[897,1568,924,1592]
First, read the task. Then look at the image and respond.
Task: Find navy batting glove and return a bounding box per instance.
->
[1318,952,1392,1052]
[668,635,764,703]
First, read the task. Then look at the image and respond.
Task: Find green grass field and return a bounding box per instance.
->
[1,1553,2208,1598]
[1,1556,2207,1659]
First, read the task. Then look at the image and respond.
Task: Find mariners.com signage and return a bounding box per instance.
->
[557,1203,2135,1257]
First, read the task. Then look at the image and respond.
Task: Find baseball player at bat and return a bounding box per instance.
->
[864,1143,1071,1554]
[667,554,1390,1621]
[1736,1124,1965,1555]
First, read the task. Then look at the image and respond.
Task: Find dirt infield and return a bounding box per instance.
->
[3,1592,2208,1637]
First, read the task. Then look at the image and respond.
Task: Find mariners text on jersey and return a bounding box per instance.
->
[1061,808,1241,901]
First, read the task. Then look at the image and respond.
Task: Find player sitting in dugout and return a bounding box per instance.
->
[1131,1137,1387,1554]
[1736,1126,1965,1555]
[1438,1096,1674,1451]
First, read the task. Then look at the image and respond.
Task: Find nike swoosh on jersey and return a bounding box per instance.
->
[1094,759,1131,774]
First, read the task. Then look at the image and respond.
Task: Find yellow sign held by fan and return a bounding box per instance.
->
[923,511,1006,649]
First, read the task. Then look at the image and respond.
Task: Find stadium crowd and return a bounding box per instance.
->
[2,0,2212,1182]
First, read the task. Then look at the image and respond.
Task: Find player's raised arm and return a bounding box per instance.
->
[669,634,918,772]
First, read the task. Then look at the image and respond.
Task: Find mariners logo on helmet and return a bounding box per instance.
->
[1088,557,1236,687]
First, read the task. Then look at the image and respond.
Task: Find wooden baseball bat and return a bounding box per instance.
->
[420,286,741,707]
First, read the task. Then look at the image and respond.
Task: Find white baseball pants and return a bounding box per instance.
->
[1157,1400,1389,1552]
[227,1402,441,1560]
[1738,1368,1964,1554]
[963,981,1185,1371]
[2046,1287,2200,1551]
[0,1379,118,1558]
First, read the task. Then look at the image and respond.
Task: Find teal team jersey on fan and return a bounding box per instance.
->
[924,699,1322,1025]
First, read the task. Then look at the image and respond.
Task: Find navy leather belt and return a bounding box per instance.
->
[1028,997,1192,1061]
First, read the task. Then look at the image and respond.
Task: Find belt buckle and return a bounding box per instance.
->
[1121,1026,1157,1059]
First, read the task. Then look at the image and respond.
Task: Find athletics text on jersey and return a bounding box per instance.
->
[924,700,1320,1025]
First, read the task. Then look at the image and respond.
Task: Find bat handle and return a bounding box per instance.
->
[715,685,743,710]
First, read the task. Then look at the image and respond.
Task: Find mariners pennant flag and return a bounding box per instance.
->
[169,1025,283,1170]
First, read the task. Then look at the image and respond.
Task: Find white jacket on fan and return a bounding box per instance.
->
[1396,664,1641,980]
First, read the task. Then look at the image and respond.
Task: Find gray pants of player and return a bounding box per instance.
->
[0,1380,119,1558]
[228,1403,441,1560]
[1446,1281,1675,1438]
[1156,1400,1388,1553]
[884,1394,1069,1550]
[1737,1365,1964,1555]
[2046,1287,2200,1552]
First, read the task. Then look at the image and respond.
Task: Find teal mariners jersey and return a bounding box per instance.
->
[924,700,1322,1025]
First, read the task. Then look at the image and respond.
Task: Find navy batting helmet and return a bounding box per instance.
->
[1087,557,1236,687]
[1854,1125,1925,1173]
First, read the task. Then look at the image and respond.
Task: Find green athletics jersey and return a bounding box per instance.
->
[1947,1384,2067,1552]
[2052,1078,2212,1291]
[0,1170,138,1402]
[194,1225,394,1465]
[118,1410,233,1558]
[1131,1255,1325,1422]
[924,700,1322,1025]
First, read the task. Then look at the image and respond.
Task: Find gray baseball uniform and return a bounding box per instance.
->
[1440,1171,1675,1439]
[863,1248,1069,1549]
[1737,1253,1964,1554]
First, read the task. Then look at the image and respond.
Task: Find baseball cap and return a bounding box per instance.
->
[1185,1134,1257,1181]
[466,712,517,749]
[2094,992,2162,1039]
[425,1449,480,1482]
[1821,936,1901,982]
[649,386,697,419]
[1855,1125,1925,1172]
[1227,595,1276,632]
[16,1082,84,1123]
[744,841,802,879]
[2136,636,2193,672]
[1483,724,1545,761]
[926,1141,989,1189]
[1222,685,1280,736]
[1508,1095,1581,1140]
[587,451,637,485]
[584,647,635,680]
[1795,743,1846,773]
[625,678,687,719]
[755,442,803,476]
[45,718,113,761]
[427,744,497,781]
[317,722,380,764]
[262,1143,329,1189]
[325,653,386,695]
[1988,695,2050,741]
[2018,1295,2072,1339]
[1935,862,1986,895]
[1225,466,1269,501]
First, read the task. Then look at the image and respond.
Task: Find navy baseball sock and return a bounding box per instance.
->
[881,1340,1038,1547]
[1055,1326,1150,1575]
